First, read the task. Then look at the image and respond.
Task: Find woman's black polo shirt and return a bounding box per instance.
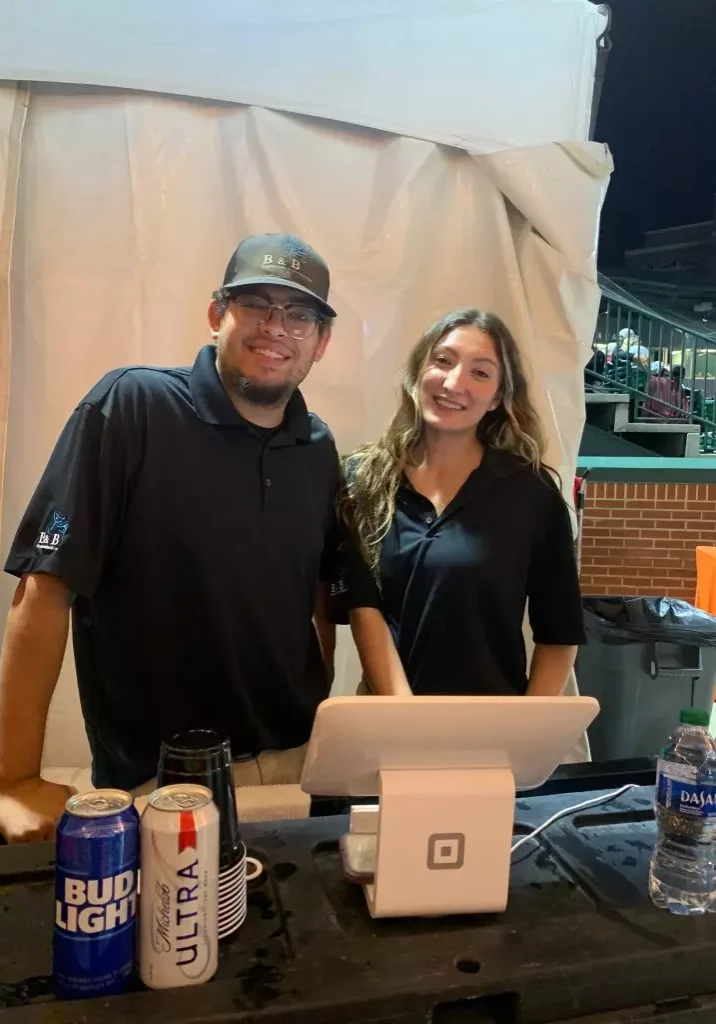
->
[5,345,340,790]
[332,446,585,695]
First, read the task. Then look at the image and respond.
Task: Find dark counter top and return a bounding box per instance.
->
[2,766,716,1024]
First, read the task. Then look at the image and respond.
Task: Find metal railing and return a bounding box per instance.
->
[587,292,716,453]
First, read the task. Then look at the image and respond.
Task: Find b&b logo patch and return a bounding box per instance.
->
[35,510,70,553]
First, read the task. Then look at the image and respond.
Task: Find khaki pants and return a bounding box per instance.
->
[132,744,310,822]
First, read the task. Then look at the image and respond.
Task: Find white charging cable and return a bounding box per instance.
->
[511,783,639,855]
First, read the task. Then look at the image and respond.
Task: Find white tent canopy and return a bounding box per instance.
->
[1,0,608,152]
[0,1,610,771]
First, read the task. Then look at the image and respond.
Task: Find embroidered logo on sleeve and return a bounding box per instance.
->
[35,510,70,553]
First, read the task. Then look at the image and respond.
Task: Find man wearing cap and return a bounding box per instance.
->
[0,233,404,842]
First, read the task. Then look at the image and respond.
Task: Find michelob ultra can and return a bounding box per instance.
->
[139,783,219,989]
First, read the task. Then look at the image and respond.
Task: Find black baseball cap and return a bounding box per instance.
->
[221,233,336,318]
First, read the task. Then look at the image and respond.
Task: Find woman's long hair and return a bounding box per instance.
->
[339,309,548,574]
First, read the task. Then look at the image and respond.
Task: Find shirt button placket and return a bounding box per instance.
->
[261,449,272,510]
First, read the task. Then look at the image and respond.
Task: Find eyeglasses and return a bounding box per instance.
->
[230,296,323,340]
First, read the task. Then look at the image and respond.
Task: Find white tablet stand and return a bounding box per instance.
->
[301,695,599,919]
[350,766,515,917]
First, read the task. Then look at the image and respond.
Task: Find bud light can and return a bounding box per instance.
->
[139,783,219,989]
[53,789,139,999]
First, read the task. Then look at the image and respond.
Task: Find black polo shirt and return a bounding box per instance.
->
[332,446,585,695]
[5,345,340,790]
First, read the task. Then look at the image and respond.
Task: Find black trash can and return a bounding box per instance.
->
[576,597,716,761]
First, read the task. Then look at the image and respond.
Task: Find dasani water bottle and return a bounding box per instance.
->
[649,707,716,915]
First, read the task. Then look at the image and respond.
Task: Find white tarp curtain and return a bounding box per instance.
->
[0,85,26,523]
[0,86,610,768]
[0,1,611,769]
[0,0,608,154]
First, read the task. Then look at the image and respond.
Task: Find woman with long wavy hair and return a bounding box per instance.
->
[334,308,585,698]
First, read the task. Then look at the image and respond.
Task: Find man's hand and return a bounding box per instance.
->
[0,776,71,843]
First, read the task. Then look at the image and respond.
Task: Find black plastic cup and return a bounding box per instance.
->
[157,729,242,872]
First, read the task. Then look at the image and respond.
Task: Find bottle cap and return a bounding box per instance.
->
[679,707,711,727]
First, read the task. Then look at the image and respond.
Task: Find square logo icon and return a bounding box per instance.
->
[427,832,465,871]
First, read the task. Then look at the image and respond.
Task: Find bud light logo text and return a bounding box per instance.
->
[55,870,137,934]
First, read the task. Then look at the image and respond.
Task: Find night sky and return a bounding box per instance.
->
[595,0,716,268]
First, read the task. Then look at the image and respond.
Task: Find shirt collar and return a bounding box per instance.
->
[477,444,528,479]
[189,344,312,443]
[399,444,526,491]
[396,444,531,522]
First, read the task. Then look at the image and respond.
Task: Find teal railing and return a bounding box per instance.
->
[587,292,716,453]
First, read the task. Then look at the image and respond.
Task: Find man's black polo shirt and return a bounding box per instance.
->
[332,446,585,695]
[5,345,340,790]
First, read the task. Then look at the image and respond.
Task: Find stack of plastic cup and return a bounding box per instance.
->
[158,729,246,938]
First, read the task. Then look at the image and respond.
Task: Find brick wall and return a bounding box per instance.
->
[579,482,716,601]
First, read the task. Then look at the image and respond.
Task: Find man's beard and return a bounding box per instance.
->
[224,371,291,407]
